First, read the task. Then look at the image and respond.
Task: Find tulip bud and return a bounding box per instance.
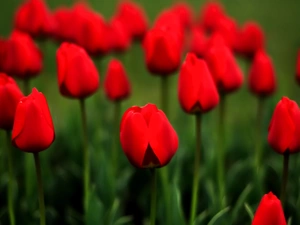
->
[200,2,225,32]
[52,7,75,43]
[213,16,238,49]
[104,59,131,101]
[108,17,131,53]
[120,104,178,168]
[178,53,219,113]
[188,27,207,58]
[252,192,286,225]
[12,88,55,152]
[0,73,24,130]
[171,3,193,30]
[248,50,276,96]
[56,42,99,99]
[268,97,300,154]
[296,50,300,84]
[14,0,55,38]
[1,31,42,79]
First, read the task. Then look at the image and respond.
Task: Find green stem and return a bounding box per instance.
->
[113,101,121,174]
[150,169,157,225]
[161,76,169,117]
[33,153,46,225]
[80,99,90,215]
[217,94,226,209]
[280,152,290,205]
[254,97,265,171]
[6,131,15,225]
[189,114,201,225]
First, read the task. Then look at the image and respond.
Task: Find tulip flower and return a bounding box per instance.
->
[12,87,54,225]
[188,27,207,58]
[0,73,23,225]
[268,97,300,204]
[200,1,225,32]
[115,1,148,40]
[296,50,300,84]
[14,0,55,39]
[235,22,265,58]
[178,53,219,225]
[252,192,286,225]
[56,42,99,99]
[108,17,131,53]
[171,2,193,30]
[213,16,238,49]
[52,7,75,43]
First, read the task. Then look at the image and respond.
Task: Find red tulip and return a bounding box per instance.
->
[178,53,219,113]
[56,42,99,99]
[14,0,55,38]
[200,1,225,32]
[52,7,75,42]
[120,103,178,168]
[108,17,131,53]
[188,27,207,58]
[0,73,24,130]
[268,97,300,154]
[252,192,286,225]
[296,50,300,84]
[1,31,42,79]
[205,42,243,93]
[115,1,148,40]
[235,22,265,57]
[171,2,193,30]
[213,16,238,49]
[12,88,55,152]
[143,27,182,75]
[248,50,276,96]
[104,59,131,101]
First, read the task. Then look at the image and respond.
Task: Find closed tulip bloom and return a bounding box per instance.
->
[235,22,265,57]
[115,1,148,40]
[104,59,131,101]
[0,73,24,130]
[205,42,243,93]
[14,0,55,38]
[12,88,55,152]
[268,97,300,154]
[252,192,286,225]
[188,27,207,58]
[56,42,99,99]
[178,53,219,113]
[108,17,131,52]
[296,50,300,84]
[1,31,42,79]
[200,2,225,32]
[214,16,238,49]
[143,27,181,75]
[52,7,75,42]
[120,104,178,168]
[249,50,276,96]
[171,3,193,30]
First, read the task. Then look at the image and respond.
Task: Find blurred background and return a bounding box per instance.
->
[0,0,300,224]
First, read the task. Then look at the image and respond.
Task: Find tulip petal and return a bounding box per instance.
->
[140,103,158,125]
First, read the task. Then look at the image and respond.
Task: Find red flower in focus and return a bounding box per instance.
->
[178,53,219,114]
[104,59,131,101]
[108,17,131,53]
[188,27,207,58]
[0,73,24,130]
[56,42,99,99]
[12,88,55,152]
[200,1,225,32]
[268,97,300,154]
[252,192,286,225]
[205,41,243,93]
[1,31,42,79]
[115,1,148,40]
[14,0,55,38]
[235,22,265,57]
[248,50,276,96]
[296,50,300,84]
[143,27,182,75]
[120,103,178,168]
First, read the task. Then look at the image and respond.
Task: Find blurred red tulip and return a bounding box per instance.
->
[213,16,238,49]
[12,88,55,152]
[120,103,178,168]
[252,192,286,225]
[1,31,42,79]
[178,53,219,114]
[104,59,131,101]
[296,50,300,84]
[268,97,300,154]
[56,42,99,99]
[205,42,243,93]
[249,50,276,96]
[52,7,75,42]
[171,2,193,30]
[14,0,55,38]
[235,22,265,57]
[0,73,24,130]
[115,1,148,40]
[188,27,207,58]
[200,1,225,32]
[108,17,131,53]
[143,27,182,75]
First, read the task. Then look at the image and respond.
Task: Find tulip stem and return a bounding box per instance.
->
[189,113,201,225]
[280,152,290,205]
[6,131,15,225]
[150,169,157,225]
[217,94,226,209]
[33,153,46,225]
[113,101,121,174]
[254,97,265,171]
[161,76,169,116]
[80,99,90,216]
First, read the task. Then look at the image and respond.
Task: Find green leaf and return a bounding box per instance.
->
[194,210,209,225]
[114,216,133,225]
[107,198,121,225]
[86,188,105,225]
[169,185,186,225]
[244,203,254,221]
[287,217,292,225]
[207,207,230,225]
